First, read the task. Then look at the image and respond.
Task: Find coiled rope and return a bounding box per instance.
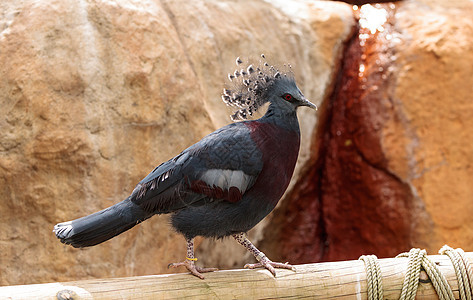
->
[396,248,454,300]
[359,254,384,300]
[439,245,473,300]
[358,245,473,300]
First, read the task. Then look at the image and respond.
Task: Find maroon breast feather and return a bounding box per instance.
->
[245,121,300,206]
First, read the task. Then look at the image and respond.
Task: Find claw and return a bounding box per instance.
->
[244,260,296,277]
[168,260,218,279]
[232,233,296,277]
[170,237,218,279]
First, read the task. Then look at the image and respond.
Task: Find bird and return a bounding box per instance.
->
[53,55,317,279]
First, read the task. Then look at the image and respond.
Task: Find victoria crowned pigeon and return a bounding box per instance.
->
[54,55,317,279]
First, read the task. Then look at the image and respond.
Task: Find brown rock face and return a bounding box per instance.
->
[392,0,473,251]
[0,0,353,285]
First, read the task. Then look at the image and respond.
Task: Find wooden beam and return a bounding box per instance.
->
[1,253,471,299]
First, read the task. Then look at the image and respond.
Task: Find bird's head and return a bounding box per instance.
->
[222,55,317,121]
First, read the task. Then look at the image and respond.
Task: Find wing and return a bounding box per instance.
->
[129,121,263,214]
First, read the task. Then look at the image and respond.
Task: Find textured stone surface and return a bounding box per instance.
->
[391,0,473,251]
[0,0,353,285]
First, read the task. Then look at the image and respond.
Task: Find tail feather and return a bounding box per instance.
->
[54,197,151,248]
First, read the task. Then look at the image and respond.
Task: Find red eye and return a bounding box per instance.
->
[284,94,293,101]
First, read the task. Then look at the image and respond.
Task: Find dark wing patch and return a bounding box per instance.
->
[132,168,175,200]
[137,179,204,214]
[129,122,263,214]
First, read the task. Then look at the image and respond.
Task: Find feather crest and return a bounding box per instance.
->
[222,55,294,121]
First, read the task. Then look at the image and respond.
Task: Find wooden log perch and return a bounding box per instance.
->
[1,252,472,299]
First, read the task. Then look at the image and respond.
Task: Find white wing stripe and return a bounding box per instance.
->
[200,169,252,193]
[229,170,242,189]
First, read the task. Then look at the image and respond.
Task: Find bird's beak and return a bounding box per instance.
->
[300,97,318,110]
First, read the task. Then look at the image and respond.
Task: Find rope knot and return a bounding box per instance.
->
[359,246,472,300]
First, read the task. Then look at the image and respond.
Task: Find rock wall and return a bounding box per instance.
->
[3,0,472,287]
[0,0,353,285]
[392,0,473,251]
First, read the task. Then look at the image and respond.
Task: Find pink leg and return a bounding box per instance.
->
[232,233,295,277]
[168,237,218,279]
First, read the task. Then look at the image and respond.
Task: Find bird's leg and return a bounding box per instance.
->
[232,233,295,277]
[167,237,218,279]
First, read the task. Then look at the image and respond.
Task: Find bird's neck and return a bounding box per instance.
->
[258,102,300,133]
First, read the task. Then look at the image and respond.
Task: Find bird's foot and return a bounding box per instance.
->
[168,259,218,280]
[244,258,295,277]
